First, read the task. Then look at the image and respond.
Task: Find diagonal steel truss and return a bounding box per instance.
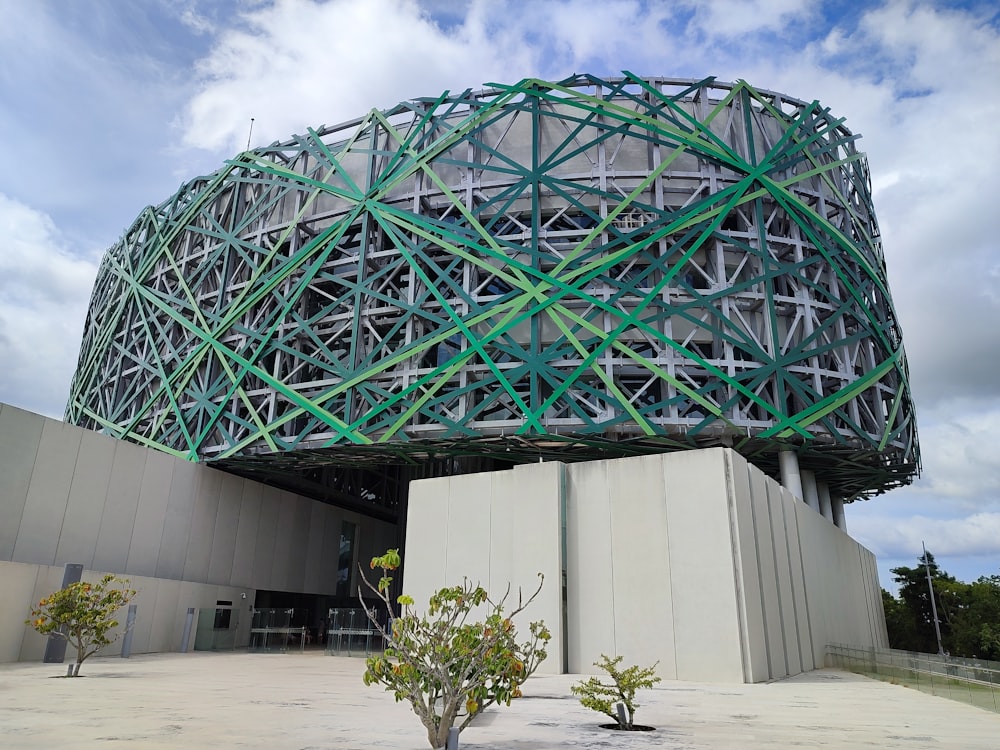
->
[66,74,919,500]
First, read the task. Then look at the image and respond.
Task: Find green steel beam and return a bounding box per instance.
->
[66,74,919,500]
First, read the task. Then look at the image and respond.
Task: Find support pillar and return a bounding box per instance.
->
[43,563,83,663]
[817,482,833,521]
[120,604,138,658]
[778,449,803,500]
[180,608,196,653]
[832,495,847,531]
[801,469,820,513]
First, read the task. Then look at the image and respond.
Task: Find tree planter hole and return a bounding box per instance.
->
[599,723,656,732]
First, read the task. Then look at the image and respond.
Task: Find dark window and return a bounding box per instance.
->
[337,522,357,598]
[214,600,233,629]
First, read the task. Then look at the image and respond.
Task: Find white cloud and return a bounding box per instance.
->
[181,0,538,153]
[474,0,680,76]
[0,1,207,248]
[179,5,216,35]
[849,396,1000,581]
[917,404,1000,500]
[852,511,1000,560]
[858,1,1000,89]
[682,0,815,38]
[0,194,98,418]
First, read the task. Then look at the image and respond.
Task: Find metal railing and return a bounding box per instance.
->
[827,644,1000,713]
[325,607,387,657]
[248,608,307,653]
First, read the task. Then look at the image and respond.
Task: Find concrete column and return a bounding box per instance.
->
[800,470,820,513]
[817,482,833,521]
[120,604,138,658]
[778,449,803,500]
[832,495,847,531]
[43,563,83,664]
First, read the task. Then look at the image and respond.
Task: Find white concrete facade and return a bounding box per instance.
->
[403,448,887,683]
[0,403,395,663]
[404,462,567,673]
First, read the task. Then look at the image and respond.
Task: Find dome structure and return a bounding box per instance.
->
[67,73,919,500]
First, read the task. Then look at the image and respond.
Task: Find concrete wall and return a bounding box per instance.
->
[404,462,565,674]
[404,448,887,683]
[564,450,748,681]
[1,560,255,663]
[723,450,887,681]
[0,403,396,663]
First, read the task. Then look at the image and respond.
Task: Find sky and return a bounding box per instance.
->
[0,0,998,592]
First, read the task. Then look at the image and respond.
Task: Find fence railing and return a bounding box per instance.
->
[248,608,307,653]
[826,644,1000,714]
[325,607,387,657]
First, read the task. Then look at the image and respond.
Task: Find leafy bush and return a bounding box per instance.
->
[571,654,661,729]
[359,549,551,748]
[26,574,136,676]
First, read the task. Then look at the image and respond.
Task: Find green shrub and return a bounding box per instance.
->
[26,574,136,677]
[359,549,551,748]
[571,654,661,729]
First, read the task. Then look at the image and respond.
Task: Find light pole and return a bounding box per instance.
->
[922,541,945,656]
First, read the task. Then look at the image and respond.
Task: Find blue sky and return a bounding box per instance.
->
[1,0,998,591]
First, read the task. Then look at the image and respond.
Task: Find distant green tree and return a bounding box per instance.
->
[979,623,1000,660]
[889,551,955,653]
[972,575,1000,660]
[884,553,1000,660]
[882,588,919,651]
[948,576,1000,660]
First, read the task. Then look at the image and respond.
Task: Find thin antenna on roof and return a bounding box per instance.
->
[246,118,255,151]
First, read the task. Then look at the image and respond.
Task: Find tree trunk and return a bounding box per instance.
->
[72,636,84,676]
[434,724,449,749]
[426,716,457,748]
[426,723,443,748]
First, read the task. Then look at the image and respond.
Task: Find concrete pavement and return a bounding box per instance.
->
[1,652,998,749]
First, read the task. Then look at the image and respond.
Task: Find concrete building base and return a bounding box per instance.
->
[0,403,396,663]
[403,448,887,683]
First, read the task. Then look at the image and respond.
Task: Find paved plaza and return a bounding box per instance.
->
[1,652,998,749]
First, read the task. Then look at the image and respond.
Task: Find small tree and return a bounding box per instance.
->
[572,654,661,730]
[359,549,551,749]
[26,574,136,677]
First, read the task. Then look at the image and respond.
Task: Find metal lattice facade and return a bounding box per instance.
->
[67,74,919,499]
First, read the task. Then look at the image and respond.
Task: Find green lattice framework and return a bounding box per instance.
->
[66,74,919,498]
